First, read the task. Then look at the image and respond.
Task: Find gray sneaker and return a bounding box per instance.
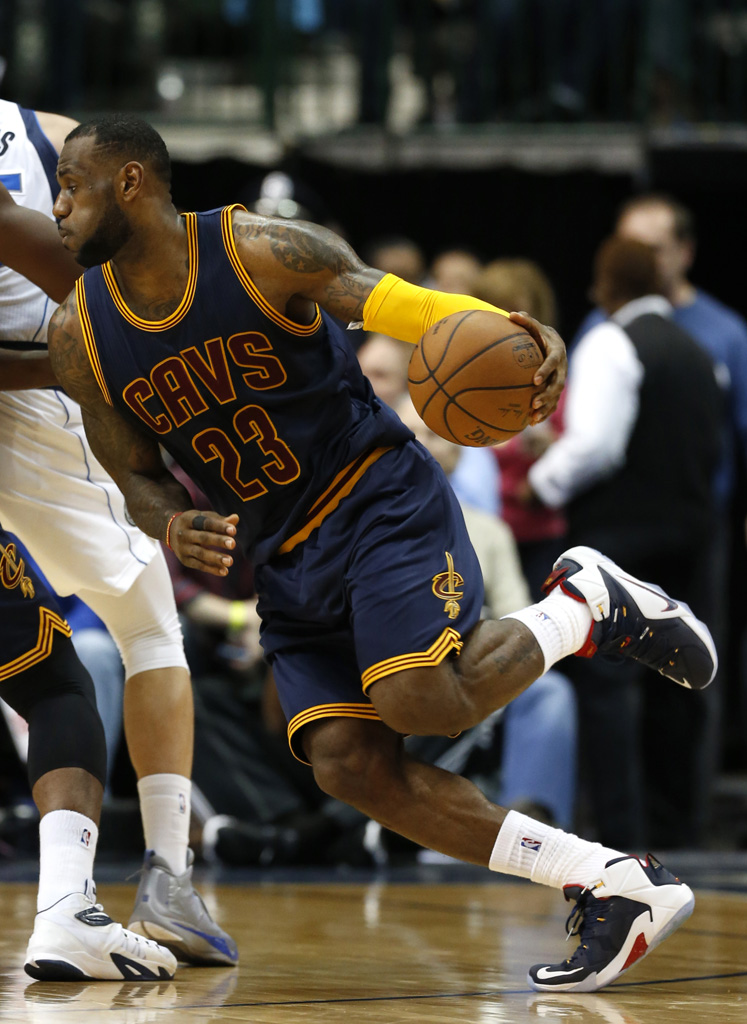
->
[127,850,238,966]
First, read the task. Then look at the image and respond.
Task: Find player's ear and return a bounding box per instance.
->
[120,161,145,202]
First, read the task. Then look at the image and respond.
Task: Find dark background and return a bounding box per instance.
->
[171,146,747,339]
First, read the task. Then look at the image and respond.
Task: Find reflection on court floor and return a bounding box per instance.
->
[1,860,746,1023]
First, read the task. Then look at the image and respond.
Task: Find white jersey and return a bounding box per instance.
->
[0,101,58,344]
[0,101,159,598]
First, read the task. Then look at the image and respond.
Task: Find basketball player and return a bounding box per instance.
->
[0,181,176,980]
[0,102,236,967]
[50,115,716,994]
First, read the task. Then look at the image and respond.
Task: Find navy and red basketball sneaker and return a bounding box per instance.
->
[542,546,717,690]
[528,854,694,993]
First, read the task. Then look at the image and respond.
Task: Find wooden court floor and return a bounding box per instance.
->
[1,875,745,1023]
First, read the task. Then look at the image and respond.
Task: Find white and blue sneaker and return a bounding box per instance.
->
[528,854,694,993]
[542,546,717,690]
[24,892,177,981]
[128,850,238,966]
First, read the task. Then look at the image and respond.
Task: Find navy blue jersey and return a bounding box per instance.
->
[0,528,71,683]
[77,206,412,561]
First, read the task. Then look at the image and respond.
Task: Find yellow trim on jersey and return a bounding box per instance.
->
[0,607,72,683]
[287,703,382,765]
[277,446,392,556]
[361,627,463,694]
[220,205,323,337]
[361,273,510,344]
[101,213,199,331]
[76,278,113,406]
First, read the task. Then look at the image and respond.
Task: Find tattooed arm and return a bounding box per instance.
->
[230,210,384,326]
[231,211,567,421]
[47,293,238,575]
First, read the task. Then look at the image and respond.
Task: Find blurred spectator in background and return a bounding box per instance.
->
[428,248,483,295]
[575,193,747,514]
[576,193,747,500]
[528,235,723,849]
[357,333,412,409]
[575,192,747,774]
[476,258,558,327]
[396,397,577,829]
[362,235,427,285]
[472,258,568,597]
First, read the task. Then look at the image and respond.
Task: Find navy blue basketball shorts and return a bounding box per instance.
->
[0,528,72,685]
[256,441,485,764]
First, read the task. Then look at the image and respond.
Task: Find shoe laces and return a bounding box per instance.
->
[120,924,164,955]
[599,605,679,672]
[561,887,610,964]
[84,904,162,955]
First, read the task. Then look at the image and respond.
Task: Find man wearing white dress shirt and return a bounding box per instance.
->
[526,235,723,851]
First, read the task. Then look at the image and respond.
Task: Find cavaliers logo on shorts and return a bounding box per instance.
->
[432,551,464,620]
[0,541,35,599]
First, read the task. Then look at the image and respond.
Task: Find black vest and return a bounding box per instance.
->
[569,312,723,555]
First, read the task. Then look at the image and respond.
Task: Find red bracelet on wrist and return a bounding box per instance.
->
[165,512,182,550]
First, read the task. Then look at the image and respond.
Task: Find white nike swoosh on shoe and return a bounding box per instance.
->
[617,575,678,613]
[535,966,586,980]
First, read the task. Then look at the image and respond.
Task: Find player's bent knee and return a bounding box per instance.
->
[86,551,188,678]
[304,718,401,811]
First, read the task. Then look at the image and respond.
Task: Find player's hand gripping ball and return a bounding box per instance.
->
[407,309,545,446]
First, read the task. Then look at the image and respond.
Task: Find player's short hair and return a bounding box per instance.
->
[617,192,695,244]
[65,115,171,186]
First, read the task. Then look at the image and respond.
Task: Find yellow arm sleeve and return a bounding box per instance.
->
[361,273,510,344]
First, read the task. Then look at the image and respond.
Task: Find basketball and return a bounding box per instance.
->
[407,309,545,447]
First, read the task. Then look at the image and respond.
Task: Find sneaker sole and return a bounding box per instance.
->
[24,948,175,982]
[527,884,695,993]
[559,546,718,690]
[25,958,89,981]
[129,919,238,967]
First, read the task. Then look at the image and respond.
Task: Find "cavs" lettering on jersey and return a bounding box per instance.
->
[121,331,300,504]
[122,331,286,434]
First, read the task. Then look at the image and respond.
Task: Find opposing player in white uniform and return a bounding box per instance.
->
[0,101,237,968]
[0,179,177,981]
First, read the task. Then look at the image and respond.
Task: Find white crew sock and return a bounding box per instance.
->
[38,810,98,912]
[137,773,191,875]
[501,588,593,672]
[489,810,624,890]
